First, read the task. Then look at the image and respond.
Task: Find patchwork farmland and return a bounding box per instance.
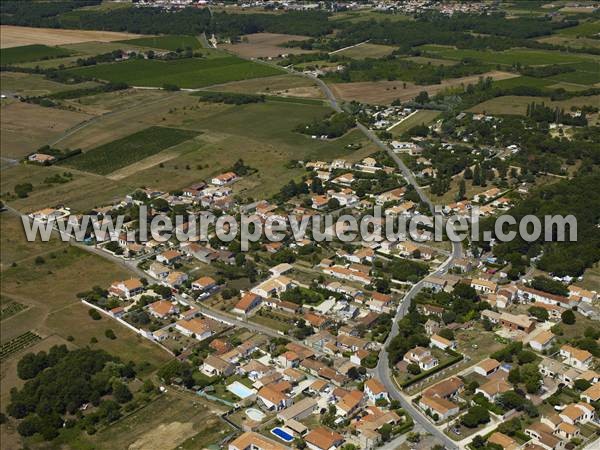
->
[63,55,285,88]
[62,126,201,175]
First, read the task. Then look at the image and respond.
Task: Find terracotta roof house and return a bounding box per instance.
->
[228,431,287,450]
[233,292,263,316]
[148,300,178,318]
[304,427,344,450]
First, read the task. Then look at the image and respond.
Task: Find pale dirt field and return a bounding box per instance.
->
[1,101,92,158]
[1,25,144,48]
[329,71,519,104]
[221,32,315,58]
[206,73,325,98]
[128,421,195,450]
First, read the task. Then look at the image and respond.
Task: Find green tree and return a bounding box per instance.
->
[561,310,575,325]
[112,381,133,403]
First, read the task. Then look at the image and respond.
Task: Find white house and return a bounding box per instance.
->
[364,378,389,404]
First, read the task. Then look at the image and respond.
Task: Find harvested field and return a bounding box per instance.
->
[0,25,144,49]
[389,110,441,136]
[0,72,99,97]
[221,32,314,58]
[468,94,600,116]
[329,71,519,104]
[334,42,396,59]
[0,101,92,158]
[207,73,324,98]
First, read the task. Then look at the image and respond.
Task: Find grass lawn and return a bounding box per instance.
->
[0,44,71,64]
[117,35,202,51]
[63,56,284,88]
[390,110,441,137]
[62,126,201,175]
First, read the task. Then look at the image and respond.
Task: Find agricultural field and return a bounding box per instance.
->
[420,45,595,66]
[537,35,600,50]
[117,34,201,51]
[0,213,171,369]
[0,301,28,321]
[0,101,92,159]
[389,110,441,136]
[0,163,131,213]
[492,76,555,89]
[62,126,201,175]
[404,56,458,66]
[0,72,100,97]
[0,25,144,48]
[330,10,412,23]
[117,100,377,200]
[556,19,600,37]
[333,42,397,59]
[63,55,284,88]
[198,73,323,97]
[0,44,72,64]
[0,331,41,362]
[221,32,314,58]
[468,94,600,116]
[329,71,518,104]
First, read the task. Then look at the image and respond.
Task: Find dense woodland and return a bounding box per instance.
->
[6,346,145,440]
[1,2,332,37]
[479,172,600,277]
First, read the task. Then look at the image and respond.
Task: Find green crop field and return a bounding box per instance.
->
[492,76,555,89]
[63,126,200,174]
[118,34,202,51]
[549,61,600,85]
[420,45,591,66]
[0,44,72,64]
[62,56,284,88]
[558,20,600,37]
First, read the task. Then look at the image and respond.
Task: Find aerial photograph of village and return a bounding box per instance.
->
[0,1,599,449]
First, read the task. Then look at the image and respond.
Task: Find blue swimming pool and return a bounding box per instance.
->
[271,427,294,442]
[226,381,256,399]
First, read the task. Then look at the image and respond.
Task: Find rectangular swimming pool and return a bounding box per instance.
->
[226,381,256,399]
[271,427,294,442]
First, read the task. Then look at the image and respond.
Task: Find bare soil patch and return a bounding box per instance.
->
[222,32,314,58]
[129,421,195,450]
[329,71,519,104]
[207,74,324,98]
[1,25,144,48]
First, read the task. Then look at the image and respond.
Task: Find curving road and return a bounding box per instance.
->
[305,71,462,449]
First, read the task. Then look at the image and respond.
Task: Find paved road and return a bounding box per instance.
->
[5,206,301,344]
[303,68,463,450]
